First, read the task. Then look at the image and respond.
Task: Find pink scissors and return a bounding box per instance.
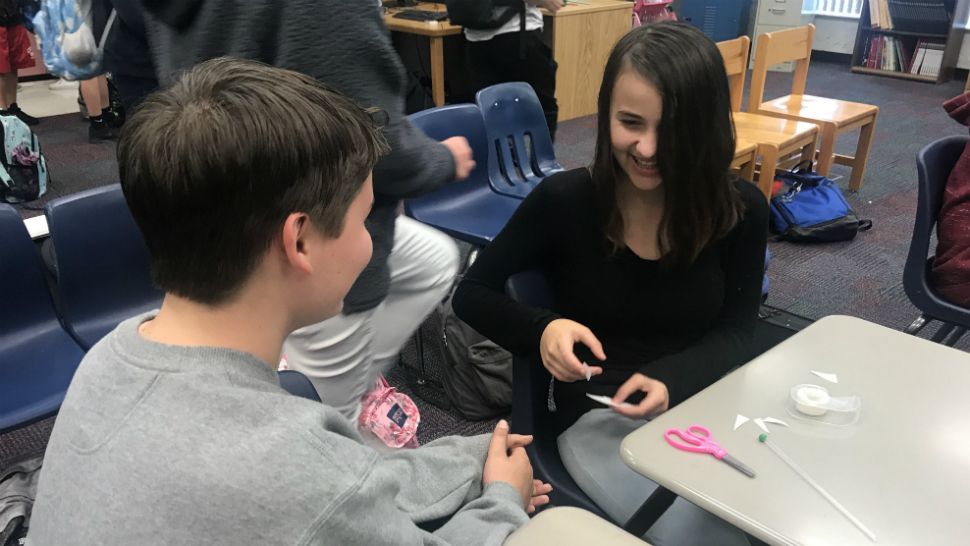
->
[664,425,756,478]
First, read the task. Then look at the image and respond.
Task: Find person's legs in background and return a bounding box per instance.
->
[80,75,115,142]
[466,30,559,140]
[111,74,158,114]
[284,216,459,423]
[0,24,38,126]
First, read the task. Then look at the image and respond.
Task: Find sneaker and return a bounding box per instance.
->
[7,103,39,126]
[49,78,78,91]
[104,104,125,128]
[89,119,116,142]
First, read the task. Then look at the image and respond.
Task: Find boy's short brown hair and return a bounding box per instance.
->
[118,57,388,305]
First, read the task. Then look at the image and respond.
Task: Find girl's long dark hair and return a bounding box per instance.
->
[591,22,744,269]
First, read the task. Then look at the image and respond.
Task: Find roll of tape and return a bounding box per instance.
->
[794,385,830,416]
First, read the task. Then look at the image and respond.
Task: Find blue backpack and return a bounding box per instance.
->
[768,163,872,243]
[0,114,48,204]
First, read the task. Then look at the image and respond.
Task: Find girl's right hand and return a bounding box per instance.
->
[539,319,606,382]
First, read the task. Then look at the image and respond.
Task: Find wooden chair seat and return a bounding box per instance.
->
[734,112,818,198]
[732,138,757,182]
[757,94,878,129]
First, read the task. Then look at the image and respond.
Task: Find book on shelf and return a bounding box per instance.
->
[907,39,946,76]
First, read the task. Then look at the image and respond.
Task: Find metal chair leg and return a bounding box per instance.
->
[622,486,677,537]
[943,327,967,347]
[905,314,929,335]
[931,323,956,343]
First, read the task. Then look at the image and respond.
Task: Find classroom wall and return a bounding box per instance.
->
[811,14,970,69]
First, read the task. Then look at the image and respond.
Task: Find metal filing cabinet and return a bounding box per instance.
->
[750,0,804,71]
[677,0,748,42]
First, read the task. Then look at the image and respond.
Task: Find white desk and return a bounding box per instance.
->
[504,506,650,546]
[621,315,970,546]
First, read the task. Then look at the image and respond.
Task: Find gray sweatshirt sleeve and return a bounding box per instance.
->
[314,434,528,545]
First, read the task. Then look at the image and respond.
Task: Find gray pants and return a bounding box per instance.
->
[558,410,754,546]
[284,216,459,421]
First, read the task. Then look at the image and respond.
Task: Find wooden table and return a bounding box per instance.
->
[733,111,818,199]
[505,507,650,546]
[384,0,632,120]
[620,315,970,546]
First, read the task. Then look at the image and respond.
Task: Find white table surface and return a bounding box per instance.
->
[504,506,650,545]
[620,315,970,546]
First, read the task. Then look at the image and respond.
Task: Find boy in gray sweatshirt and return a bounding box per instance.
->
[26,58,550,545]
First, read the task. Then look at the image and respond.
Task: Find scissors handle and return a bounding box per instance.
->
[664,425,724,456]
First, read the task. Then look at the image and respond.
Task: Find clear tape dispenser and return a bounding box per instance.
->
[785,384,861,426]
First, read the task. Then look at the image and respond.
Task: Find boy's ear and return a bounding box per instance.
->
[281,213,314,273]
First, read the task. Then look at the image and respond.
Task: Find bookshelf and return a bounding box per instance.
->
[851,0,969,83]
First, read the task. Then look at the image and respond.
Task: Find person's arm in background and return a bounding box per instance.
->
[611,182,769,417]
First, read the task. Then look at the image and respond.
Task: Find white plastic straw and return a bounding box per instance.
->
[760,435,877,542]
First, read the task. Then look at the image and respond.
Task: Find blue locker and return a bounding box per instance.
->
[677,0,748,42]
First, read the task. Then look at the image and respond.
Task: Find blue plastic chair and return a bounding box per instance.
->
[404,104,523,247]
[904,135,970,346]
[0,205,85,433]
[45,184,163,350]
[278,370,321,402]
[476,82,563,199]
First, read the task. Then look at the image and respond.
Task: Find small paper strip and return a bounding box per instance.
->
[753,418,770,433]
[585,393,633,408]
[733,414,750,431]
[811,371,838,384]
[762,417,790,427]
[582,362,592,381]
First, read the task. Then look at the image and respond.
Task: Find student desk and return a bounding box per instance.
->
[384,0,632,120]
[505,507,651,545]
[620,315,970,546]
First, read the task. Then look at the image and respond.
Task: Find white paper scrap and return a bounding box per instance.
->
[733,414,750,431]
[585,393,634,408]
[582,362,592,381]
[811,370,838,384]
[753,418,770,433]
[762,417,790,427]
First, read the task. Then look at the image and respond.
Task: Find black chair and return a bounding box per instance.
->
[278,370,321,402]
[0,205,85,433]
[504,272,675,535]
[903,135,970,346]
[45,184,163,349]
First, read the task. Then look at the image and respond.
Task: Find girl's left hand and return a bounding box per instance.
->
[611,373,669,419]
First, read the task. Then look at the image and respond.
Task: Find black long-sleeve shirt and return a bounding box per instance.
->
[453,168,768,420]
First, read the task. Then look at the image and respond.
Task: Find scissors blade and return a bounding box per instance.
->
[721,454,756,478]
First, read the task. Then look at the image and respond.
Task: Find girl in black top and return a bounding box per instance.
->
[453,22,769,430]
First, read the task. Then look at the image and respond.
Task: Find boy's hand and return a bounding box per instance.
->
[539,319,605,382]
[611,373,669,419]
[482,420,534,509]
[441,136,475,180]
[528,479,553,514]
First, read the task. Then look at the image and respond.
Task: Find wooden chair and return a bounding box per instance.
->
[718,35,819,199]
[749,24,879,192]
[731,138,757,182]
